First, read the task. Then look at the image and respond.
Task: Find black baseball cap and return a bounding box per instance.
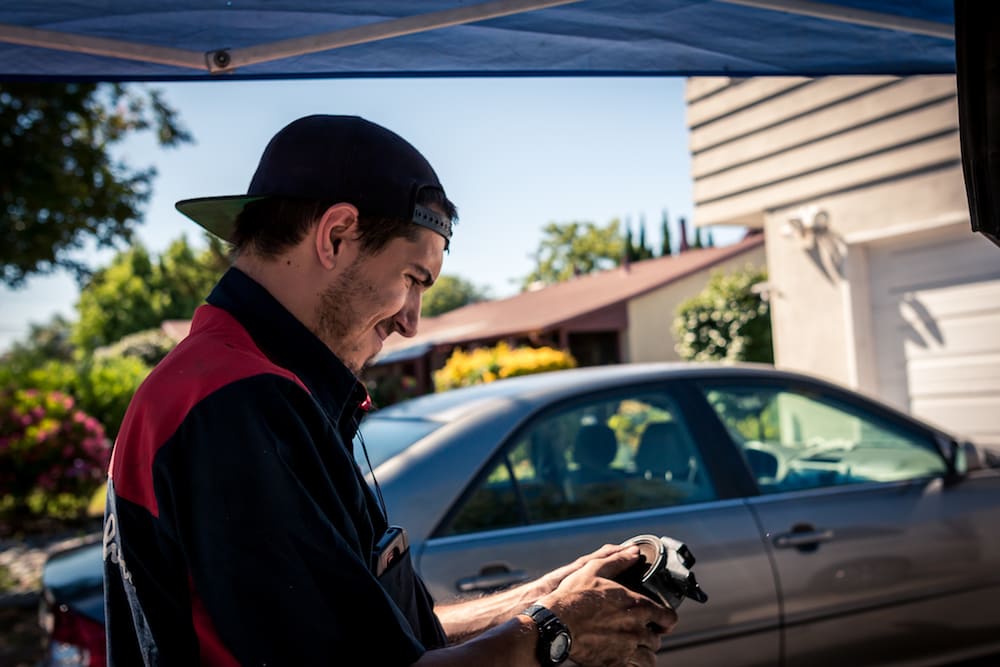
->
[175,114,453,243]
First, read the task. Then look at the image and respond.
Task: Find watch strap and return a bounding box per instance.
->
[521,604,572,665]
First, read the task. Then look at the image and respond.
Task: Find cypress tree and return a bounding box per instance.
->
[660,210,672,256]
[638,214,653,260]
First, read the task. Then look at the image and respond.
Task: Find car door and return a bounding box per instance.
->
[696,377,1000,666]
[417,383,780,667]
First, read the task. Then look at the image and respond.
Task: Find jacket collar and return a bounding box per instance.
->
[206,267,370,440]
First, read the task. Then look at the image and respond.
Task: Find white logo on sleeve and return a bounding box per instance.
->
[103,512,133,584]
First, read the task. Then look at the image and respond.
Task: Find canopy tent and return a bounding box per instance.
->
[0,1,955,80]
[0,0,996,244]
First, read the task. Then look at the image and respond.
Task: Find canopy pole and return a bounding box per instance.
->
[0,23,206,69]
[214,0,583,73]
[721,0,954,40]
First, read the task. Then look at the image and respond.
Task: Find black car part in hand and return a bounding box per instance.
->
[614,534,709,613]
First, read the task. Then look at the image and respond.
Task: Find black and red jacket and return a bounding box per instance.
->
[104,268,445,665]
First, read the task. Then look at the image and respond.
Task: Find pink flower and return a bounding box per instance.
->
[23,389,38,399]
[72,411,87,424]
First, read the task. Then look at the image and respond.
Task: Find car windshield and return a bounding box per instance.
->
[352,417,442,471]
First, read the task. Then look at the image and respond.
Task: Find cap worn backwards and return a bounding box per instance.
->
[175,115,453,243]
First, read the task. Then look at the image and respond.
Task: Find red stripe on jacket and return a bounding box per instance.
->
[108,304,308,517]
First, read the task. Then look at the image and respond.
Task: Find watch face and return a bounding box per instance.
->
[549,632,571,662]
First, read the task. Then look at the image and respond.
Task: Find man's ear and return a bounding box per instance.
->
[314,203,359,270]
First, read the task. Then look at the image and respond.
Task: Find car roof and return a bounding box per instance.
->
[370,362,835,423]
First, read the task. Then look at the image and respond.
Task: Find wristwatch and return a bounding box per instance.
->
[521,604,572,665]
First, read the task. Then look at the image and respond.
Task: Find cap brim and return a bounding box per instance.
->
[175,195,266,241]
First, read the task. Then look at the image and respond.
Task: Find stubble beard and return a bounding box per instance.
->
[314,261,384,376]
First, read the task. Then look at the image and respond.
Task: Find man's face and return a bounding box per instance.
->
[315,226,445,375]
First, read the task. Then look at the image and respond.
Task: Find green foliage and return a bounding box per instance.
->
[673,265,773,363]
[0,82,192,287]
[705,390,781,442]
[421,274,491,318]
[434,342,577,392]
[73,235,226,351]
[73,356,151,438]
[0,315,75,377]
[0,389,111,520]
[635,215,654,260]
[625,217,654,263]
[607,400,672,453]
[523,220,624,288]
[660,211,672,257]
[0,356,151,439]
[94,328,176,366]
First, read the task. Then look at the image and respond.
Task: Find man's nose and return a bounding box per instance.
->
[393,290,421,338]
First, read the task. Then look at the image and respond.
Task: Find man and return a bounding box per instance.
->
[104,115,676,666]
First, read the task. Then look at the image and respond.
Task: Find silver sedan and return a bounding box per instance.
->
[359,363,1000,666]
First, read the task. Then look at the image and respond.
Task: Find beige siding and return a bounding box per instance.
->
[687,76,960,229]
[626,246,767,363]
[692,77,957,179]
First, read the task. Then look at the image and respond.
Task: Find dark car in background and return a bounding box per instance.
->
[41,364,1000,666]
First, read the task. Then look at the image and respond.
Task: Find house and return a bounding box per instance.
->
[687,75,1000,449]
[370,234,765,396]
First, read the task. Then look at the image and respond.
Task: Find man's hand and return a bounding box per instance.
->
[531,543,627,597]
[536,546,678,667]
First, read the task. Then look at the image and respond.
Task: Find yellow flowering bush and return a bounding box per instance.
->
[434,342,577,391]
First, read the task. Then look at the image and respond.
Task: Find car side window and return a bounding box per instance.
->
[701,385,946,494]
[441,391,716,536]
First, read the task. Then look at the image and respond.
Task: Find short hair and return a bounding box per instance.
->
[230,188,457,258]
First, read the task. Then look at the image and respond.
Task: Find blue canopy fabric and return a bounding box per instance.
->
[0,1,955,81]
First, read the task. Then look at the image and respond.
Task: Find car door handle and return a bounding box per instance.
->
[456,569,531,593]
[773,529,835,549]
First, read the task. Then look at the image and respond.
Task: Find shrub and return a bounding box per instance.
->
[73,356,151,438]
[434,342,577,391]
[0,389,111,520]
[94,327,175,366]
[0,355,150,439]
[673,265,773,363]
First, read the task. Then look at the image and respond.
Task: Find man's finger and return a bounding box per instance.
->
[587,545,643,578]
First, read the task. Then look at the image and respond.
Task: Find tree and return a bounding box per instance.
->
[523,219,624,288]
[0,314,75,372]
[73,235,227,351]
[673,265,773,363]
[0,82,192,287]
[692,227,705,250]
[624,221,637,263]
[421,274,491,317]
[660,210,672,256]
[636,215,654,260]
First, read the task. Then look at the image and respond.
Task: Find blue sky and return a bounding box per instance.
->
[0,77,742,351]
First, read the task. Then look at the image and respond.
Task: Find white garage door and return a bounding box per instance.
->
[869,224,1000,448]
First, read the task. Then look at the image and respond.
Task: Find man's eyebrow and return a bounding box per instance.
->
[411,265,434,288]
